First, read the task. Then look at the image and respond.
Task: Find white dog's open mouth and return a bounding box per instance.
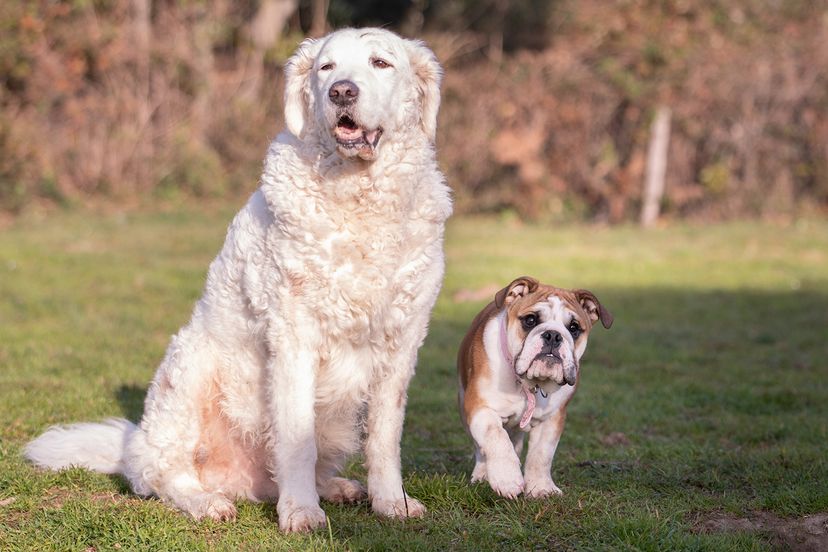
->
[333,114,383,155]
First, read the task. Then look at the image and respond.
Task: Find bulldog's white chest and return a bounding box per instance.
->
[523,384,577,428]
[485,384,572,429]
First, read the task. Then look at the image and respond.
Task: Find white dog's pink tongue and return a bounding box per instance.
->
[519,386,536,429]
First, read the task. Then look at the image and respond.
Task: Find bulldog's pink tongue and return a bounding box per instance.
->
[519,386,536,429]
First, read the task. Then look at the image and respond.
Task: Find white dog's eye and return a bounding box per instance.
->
[319,63,335,71]
[371,58,392,69]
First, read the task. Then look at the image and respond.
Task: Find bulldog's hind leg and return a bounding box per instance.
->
[470,443,487,482]
[509,426,526,458]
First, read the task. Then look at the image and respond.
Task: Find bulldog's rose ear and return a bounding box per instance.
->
[575,289,613,329]
[495,276,540,308]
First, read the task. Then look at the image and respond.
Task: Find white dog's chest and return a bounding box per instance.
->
[280,213,438,340]
[252,136,450,347]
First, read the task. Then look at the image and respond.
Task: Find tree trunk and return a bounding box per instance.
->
[640,106,671,227]
[242,0,298,100]
[131,0,152,192]
[309,0,329,38]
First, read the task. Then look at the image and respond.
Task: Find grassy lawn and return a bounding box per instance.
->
[1,208,826,550]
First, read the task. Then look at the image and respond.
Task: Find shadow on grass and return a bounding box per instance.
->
[115,384,147,421]
[106,286,827,515]
[409,285,828,512]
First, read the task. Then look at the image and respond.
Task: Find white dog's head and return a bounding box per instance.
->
[495,277,613,386]
[283,28,442,161]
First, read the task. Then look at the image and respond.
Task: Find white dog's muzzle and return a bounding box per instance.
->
[323,79,384,161]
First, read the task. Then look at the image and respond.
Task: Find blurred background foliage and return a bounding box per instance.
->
[1,0,826,221]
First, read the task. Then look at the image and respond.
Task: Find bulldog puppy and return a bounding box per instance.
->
[457,276,612,498]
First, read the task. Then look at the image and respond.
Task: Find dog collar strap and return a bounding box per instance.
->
[499,313,514,369]
[519,384,536,428]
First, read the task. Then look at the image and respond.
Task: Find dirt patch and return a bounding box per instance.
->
[452,284,500,303]
[696,511,828,551]
[600,432,631,447]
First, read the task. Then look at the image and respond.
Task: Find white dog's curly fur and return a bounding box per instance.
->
[25,28,451,533]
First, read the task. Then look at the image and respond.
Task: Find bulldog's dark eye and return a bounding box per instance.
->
[521,314,539,330]
[371,58,392,69]
[320,63,335,71]
[568,320,582,338]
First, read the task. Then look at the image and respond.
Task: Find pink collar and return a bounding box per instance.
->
[499,313,514,369]
[500,313,536,429]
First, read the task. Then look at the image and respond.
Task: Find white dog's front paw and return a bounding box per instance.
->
[486,458,525,499]
[319,477,367,504]
[277,500,327,533]
[372,494,427,519]
[182,492,237,522]
[524,478,563,499]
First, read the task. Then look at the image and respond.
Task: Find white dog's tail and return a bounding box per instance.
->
[24,418,137,475]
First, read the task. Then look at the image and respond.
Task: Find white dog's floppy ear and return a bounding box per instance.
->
[404,39,443,142]
[495,276,540,308]
[284,37,321,138]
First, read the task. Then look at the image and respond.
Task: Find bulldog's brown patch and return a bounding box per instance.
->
[457,300,500,425]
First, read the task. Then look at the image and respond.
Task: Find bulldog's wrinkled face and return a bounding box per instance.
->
[496,277,613,386]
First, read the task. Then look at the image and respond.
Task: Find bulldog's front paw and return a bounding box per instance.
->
[486,458,525,498]
[372,494,427,519]
[524,478,563,499]
[277,500,327,533]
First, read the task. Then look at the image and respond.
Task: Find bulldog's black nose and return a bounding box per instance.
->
[541,330,563,349]
[329,80,359,105]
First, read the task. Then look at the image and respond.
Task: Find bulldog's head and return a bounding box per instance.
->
[494,276,613,386]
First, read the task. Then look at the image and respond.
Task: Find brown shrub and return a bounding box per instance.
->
[435,1,828,221]
[1,1,826,221]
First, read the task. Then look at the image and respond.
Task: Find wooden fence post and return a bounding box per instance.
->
[640,106,672,227]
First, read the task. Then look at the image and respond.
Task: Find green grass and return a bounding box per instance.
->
[1,209,826,550]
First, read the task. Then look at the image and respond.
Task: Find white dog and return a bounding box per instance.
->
[25,28,451,533]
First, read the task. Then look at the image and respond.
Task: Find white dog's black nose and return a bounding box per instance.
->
[541,330,563,350]
[329,80,359,105]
